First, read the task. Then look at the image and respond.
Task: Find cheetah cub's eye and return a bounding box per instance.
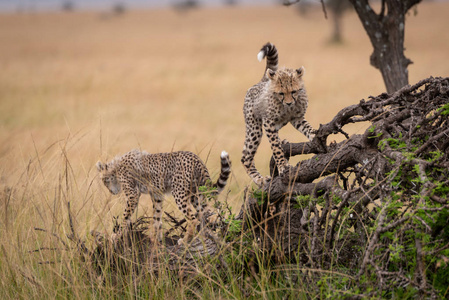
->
[104,175,114,183]
[278,92,284,100]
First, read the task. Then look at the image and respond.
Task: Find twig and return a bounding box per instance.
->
[415,238,427,291]
[357,198,390,278]
[34,228,69,249]
[414,127,449,155]
[66,201,89,255]
[28,247,60,253]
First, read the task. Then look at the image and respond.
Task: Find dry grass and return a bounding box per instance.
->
[0,2,448,297]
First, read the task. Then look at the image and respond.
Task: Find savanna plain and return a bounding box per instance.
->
[0,2,448,298]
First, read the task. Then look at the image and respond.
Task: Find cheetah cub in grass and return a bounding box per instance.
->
[96,149,231,244]
[241,42,316,186]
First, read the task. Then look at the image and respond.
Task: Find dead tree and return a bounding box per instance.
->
[240,76,449,295]
[328,0,352,43]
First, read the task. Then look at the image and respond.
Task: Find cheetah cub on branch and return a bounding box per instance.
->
[96,149,231,243]
[241,42,316,186]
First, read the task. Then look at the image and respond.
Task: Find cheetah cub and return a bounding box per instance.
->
[241,42,315,186]
[96,149,231,243]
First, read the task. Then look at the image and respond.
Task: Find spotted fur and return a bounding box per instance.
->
[241,42,315,186]
[97,149,231,242]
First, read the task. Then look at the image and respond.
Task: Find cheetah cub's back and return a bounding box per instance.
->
[241,42,316,186]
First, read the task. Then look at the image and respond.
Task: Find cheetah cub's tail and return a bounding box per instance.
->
[213,151,231,193]
[257,42,279,78]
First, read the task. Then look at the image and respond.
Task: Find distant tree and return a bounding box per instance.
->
[112,2,126,15]
[294,0,312,16]
[172,0,200,12]
[327,0,352,43]
[61,1,74,12]
[224,0,237,6]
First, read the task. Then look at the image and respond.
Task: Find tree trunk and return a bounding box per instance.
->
[348,0,421,93]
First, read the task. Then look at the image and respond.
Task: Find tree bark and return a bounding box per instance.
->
[348,0,421,93]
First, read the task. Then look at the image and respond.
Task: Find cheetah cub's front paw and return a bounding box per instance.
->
[262,176,272,185]
[111,231,121,245]
[277,164,297,181]
[177,219,199,245]
[151,231,163,245]
[177,234,193,246]
[277,162,291,175]
[254,176,271,187]
[309,129,318,141]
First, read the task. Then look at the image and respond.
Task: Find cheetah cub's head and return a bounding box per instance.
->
[266,66,305,106]
[96,161,121,195]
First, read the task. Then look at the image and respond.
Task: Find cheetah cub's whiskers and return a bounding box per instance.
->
[241,42,316,187]
[96,149,231,244]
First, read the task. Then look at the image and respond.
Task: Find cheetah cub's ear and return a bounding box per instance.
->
[266,69,277,80]
[96,161,106,172]
[296,66,305,77]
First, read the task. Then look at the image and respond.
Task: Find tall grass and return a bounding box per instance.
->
[1,131,447,298]
[0,136,351,299]
[0,142,309,299]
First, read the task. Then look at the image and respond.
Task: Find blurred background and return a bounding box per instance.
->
[0,0,448,234]
[4,0,292,12]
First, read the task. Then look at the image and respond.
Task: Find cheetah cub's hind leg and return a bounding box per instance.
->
[177,151,232,245]
[151,191,165,243]
[173,192,199,245]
